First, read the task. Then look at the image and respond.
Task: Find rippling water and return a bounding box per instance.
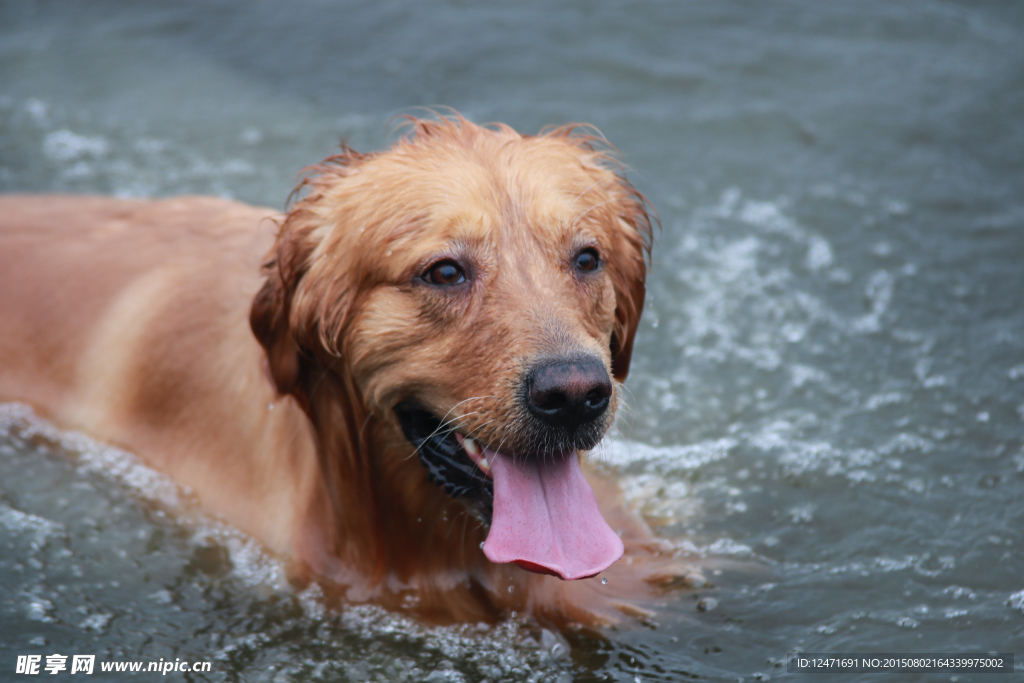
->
[2,1,1023,680]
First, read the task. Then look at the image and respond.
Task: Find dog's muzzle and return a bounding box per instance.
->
[392,353,624,581]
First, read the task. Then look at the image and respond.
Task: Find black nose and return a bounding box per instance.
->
[526,356,612,432]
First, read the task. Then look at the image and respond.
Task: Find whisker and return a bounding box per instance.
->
[419,397,493,444]
[462,417,502,442]
[396,397,497,463]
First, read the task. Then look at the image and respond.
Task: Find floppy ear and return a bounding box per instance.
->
[608,213,650,383]
[250,269,301,394]
[604,162,654,383]
[249,223,312,395]
[250,145,373,395]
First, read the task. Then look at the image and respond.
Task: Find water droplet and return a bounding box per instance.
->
[508,585,514,593]
[601,578,608,585]
[697,597,718,612]
[479,542,485,549]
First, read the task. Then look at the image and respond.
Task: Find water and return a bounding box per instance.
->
[2,0,1023,680]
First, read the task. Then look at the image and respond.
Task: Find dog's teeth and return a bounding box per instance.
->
[463,437,480,457]
[479,457,490,474]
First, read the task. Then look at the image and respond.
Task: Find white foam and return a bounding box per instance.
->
[806,235,834,271]
[43,129,109,161]
[852,269,895,333]
[738,198,803,239]
[864,391,905,410]
[704,538,753,556]
[787,504,816,524]
[0,503,63,537]
[23,595,56,623]
[190,522,289,591]
[790,363,828,388]
[79,612,113,632]
[0,504,64,550]
[597,436,737,471]
[878,433,934,456]
[0,402,186,509]
[0,403,292,594]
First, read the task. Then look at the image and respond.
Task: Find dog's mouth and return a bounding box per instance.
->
[394,402,495,523]
[395,402,624,580]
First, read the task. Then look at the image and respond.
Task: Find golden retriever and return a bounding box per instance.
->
[0,115,687,625]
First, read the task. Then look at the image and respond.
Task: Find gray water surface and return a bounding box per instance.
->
[2,1,1023,681]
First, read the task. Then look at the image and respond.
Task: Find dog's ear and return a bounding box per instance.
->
[608,209,650,383]
[250,270,300,394]
[250,147,372,395]
[250,224,311,395]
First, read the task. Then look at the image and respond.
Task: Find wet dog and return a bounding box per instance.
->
[0,115,685,625]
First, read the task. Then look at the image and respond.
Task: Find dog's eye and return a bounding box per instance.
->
[423,260,466,285]
[574,248,601,273]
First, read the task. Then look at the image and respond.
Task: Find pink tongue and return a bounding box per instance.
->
[482,450,624,580]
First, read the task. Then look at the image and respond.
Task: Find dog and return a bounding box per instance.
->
[0,115,689,625]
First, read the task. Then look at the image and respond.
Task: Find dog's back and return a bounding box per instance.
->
[0,195,321,552]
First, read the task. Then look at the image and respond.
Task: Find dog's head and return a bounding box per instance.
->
[251,115,651,580]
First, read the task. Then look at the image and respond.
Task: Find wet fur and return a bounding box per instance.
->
[0,116,688,625]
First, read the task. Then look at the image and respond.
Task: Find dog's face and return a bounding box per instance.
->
[252,117,651,580]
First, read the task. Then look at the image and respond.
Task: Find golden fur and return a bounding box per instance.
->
[0,116,685,625]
